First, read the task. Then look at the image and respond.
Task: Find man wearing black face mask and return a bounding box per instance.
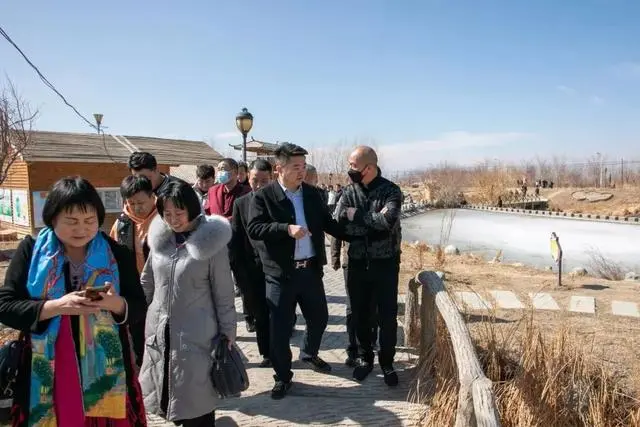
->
[336,145,403,387]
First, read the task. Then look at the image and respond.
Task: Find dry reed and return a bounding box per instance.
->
[401,241,640,425]
[586,248,627,281]
[415,311,640,426]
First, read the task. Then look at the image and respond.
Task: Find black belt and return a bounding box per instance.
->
[293,257,316,269]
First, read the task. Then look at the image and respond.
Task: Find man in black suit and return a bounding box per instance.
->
[247,143,351,400]
[229,159,274,368]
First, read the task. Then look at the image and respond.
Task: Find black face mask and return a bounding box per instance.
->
[348,168,364,184]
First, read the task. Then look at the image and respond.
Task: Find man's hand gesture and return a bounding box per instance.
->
[288,225,311,240]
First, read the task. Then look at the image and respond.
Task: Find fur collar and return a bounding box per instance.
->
[147,215,232,260]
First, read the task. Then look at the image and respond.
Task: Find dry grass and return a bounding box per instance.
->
[471,169,521,204]
[416,312,640,426]
[400,241,640,426]
[433,246,446,270]
[587,249,627,281]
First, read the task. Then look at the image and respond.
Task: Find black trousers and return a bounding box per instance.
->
[238,269,270,358]
[242,298,254,323]
[234,272,253,324]
[346,258,399,366]
[343,267,378,358]
[266,264,328,382]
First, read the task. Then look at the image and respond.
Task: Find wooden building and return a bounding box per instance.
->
[229,137,280,162]
[0,131,222,236]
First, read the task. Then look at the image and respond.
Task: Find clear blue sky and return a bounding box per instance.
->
[2,0,640,171]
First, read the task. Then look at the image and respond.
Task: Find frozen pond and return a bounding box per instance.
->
[401,209,640,271]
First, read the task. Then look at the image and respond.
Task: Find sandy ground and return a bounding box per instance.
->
[543,186,640,216]
[401,242,640,393]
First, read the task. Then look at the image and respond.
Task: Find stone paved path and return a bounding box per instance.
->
[455,289,640,318]
[148,267,423,426]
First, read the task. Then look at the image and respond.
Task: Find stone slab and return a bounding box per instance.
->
[611,301,640,318]
[528,292,561,311]
[224,267,420,425]
[456,291,492,310]
[569,296,596,314]
[489,290,525,309]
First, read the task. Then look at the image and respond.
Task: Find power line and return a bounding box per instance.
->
[0,24,120,163]
[0,24,98,131]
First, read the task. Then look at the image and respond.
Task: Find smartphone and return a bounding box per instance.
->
[80,284,111,301]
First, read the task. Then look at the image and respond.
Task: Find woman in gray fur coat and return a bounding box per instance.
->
[139,180,237,427]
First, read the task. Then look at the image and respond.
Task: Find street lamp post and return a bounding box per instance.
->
[93,113,103,134]
[235,107,254,163]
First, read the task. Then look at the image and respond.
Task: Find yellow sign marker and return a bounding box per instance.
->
[549,232,563,287]
[550,238,560,263]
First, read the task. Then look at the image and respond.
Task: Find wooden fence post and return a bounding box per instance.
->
[420,277,436,360]
[417,271,501,427]
[404,278,421,348]
[472,378,501,427]
[455,380,475,427]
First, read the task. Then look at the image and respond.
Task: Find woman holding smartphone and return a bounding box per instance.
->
[0,176,147,426]
[139,180,236,427]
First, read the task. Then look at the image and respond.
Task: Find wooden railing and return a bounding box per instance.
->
[405,271,501,427]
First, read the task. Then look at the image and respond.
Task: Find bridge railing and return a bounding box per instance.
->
[502,194,545,205]
[405,271,501,427]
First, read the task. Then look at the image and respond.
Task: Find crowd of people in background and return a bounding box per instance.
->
[0,143,403,426]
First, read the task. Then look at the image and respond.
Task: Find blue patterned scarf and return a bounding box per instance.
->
[26,228,127,425]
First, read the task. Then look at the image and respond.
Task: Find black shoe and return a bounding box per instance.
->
[259,357,272,368]
[271,376,292,400]
[300,355,331,373]
[246,321,256,333]
[353,359,373,381]
[382,365,399,386]
[345,355,357,368]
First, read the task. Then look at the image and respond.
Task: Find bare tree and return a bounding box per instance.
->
[534,155,553,181]
[309,138,353,175]
[585,153,604,188]
[549,155,568,186]
[519,159,536,184]
[310,136,385,177]
[206,137,237,160]
[0,79,37,185]
[377,149,640,194]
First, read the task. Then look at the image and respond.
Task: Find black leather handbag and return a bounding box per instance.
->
[209,335,249,398]
[206,276,249,399]
[0,333,28,422]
